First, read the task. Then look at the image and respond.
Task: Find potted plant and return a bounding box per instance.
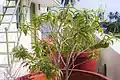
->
[13,44,60,80]
[13,6,113,80]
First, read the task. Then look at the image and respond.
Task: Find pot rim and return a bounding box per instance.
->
[61,69,111,80]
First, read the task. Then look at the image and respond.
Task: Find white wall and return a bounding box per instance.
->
[101,47,120,80]
[0,0,4,5]
[32,0,56,7]
[99,39,120,80]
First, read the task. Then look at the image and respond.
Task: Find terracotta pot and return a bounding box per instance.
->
[16,72,56,80]
[16,72,48,80]
[61,69,111,80]
[30,72,48,80]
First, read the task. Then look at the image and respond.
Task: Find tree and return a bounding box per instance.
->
[60,0,80,6]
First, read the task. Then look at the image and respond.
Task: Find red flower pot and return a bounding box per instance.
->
[30,73,48,80]
[74,52,97,72]
[16,69,111,80]
[15,72,57,80]
[61,69,111,80]
[53,52,97,72]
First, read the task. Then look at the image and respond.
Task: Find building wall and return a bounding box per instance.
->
[101,46,120,80]
[99,38,120,80]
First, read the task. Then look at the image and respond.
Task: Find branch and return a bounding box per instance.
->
[28,28,41,41]
[60,56,66,68]
[68,45,91,69]
[68,59,89,78]
[61,36,74,45]
[68,43,77,65]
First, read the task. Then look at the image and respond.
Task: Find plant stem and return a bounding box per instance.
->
[65,56,69,80]
[34,28,37,44]
[57,22,62,69]
[68,59,89,78]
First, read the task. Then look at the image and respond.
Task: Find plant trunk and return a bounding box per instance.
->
[65,56,69,80]
[58,51,61,69]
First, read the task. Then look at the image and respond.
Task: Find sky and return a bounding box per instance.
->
[75,0,120,13]
[0,0,4,5]
[74,0,120,20]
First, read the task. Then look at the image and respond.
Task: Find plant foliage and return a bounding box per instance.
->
[13,6,113,80]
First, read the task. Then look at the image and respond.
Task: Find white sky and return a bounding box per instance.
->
[75,0,120,12]
[74,0,120,20]
[0,0,4,5]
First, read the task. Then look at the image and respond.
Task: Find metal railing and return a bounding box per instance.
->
[0,0,14,25]
[4,0,33,79]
